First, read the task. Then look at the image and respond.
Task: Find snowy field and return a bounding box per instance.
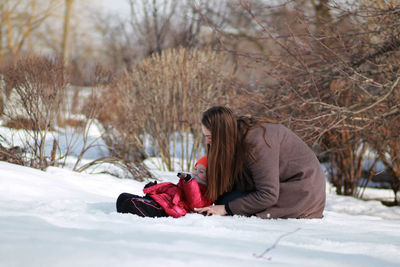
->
[1,160,400,267]
[1,124,400,267]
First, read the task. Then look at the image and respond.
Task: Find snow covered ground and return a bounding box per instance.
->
[1,122,400,267]
[1,159,400,267]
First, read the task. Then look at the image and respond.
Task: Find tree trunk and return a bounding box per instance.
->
[312,0,333,41]
[62,0,74,66]
[6,0,14,55]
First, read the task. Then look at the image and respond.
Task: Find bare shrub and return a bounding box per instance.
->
[0,59,154,180]
[323,131,368,196]
[98,47,231,172]
[371,121,400,204]
[3,116,52,131]
[70,65,153,180]
[1,55,66,169]
[365,53,400,203]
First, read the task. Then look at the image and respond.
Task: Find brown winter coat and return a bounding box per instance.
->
[227,123,326,219]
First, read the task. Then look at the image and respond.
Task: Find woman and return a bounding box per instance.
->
[195,106,326,219]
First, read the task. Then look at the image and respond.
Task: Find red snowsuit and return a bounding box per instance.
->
[143,178,212,218]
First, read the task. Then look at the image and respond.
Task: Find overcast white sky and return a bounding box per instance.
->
[96,0,130,16]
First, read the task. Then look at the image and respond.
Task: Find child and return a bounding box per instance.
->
[116,156,212,218]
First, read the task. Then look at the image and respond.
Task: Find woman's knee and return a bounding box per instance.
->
[214,190,246,205]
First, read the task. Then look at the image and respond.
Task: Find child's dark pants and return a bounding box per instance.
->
[116,193,167,217]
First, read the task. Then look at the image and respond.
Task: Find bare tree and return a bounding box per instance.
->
[0,0,62,59]
[0,0,63,115]
[92,0,230,71]
[200,0,400,200]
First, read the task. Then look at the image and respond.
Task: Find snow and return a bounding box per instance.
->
[1,125,400,267]
[1,162,400,267]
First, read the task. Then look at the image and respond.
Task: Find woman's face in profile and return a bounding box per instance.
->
[201,124,212,145]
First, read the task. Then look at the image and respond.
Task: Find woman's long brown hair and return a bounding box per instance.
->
[201,106,276,201]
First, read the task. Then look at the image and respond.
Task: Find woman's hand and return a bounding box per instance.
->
[194,205,227,216]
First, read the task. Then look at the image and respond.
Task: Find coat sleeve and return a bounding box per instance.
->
[227,126,281,216]
[180,179,212,210]
[143,182,175,195]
